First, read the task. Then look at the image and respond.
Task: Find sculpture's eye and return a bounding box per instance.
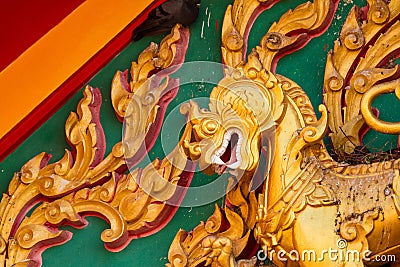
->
[201,119,219,135]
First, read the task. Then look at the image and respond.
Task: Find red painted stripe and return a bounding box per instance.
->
[0,0,85,72]
[0,0,167,162]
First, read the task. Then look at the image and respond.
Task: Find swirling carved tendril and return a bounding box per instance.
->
[341,30,365,51]
[350,67,398,94]
[340,7,365,51]
[264,32,282,50]
[361,79,400,134]
[327,73,344,92]
[368,0,390,25]
[225,31,244,52]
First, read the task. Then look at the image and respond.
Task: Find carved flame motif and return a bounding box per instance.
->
[2,1,400,267]
[0,25,192,266]
[324,0,400,155]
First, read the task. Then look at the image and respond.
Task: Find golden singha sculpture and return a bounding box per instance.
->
[1,0,400,266]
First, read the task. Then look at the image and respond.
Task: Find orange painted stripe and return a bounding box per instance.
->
[0,0,153,140]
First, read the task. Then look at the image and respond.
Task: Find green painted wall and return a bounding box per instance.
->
[1,0,399,265]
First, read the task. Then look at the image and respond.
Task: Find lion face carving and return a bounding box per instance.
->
[180,70,285,176]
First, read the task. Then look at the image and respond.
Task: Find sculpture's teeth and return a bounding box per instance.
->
[235,132,242,168]
[227,161,240,169]
[222,139,229,147]
[212,128,244,170]
[214,156,225,165]
[216,147,225,156]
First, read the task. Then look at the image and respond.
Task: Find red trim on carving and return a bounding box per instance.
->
[0,0,167,162]
[269,0,340,73]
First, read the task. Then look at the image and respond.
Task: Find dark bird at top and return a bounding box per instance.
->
[132,0,200,41]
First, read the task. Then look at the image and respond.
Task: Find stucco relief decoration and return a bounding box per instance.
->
[2,0,400,266]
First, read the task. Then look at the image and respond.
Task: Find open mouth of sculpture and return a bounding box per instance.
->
[211,129,243,175]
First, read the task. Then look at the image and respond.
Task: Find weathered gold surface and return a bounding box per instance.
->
[168,0,400,266]
[324,0,400,154]
[0,25,190,266]
[2,1,400,266]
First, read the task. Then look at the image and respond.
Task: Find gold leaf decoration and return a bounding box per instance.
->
[0,24,191,266]
[324,0,400,153]
[257,0,339,71]
[3,0,400,267]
